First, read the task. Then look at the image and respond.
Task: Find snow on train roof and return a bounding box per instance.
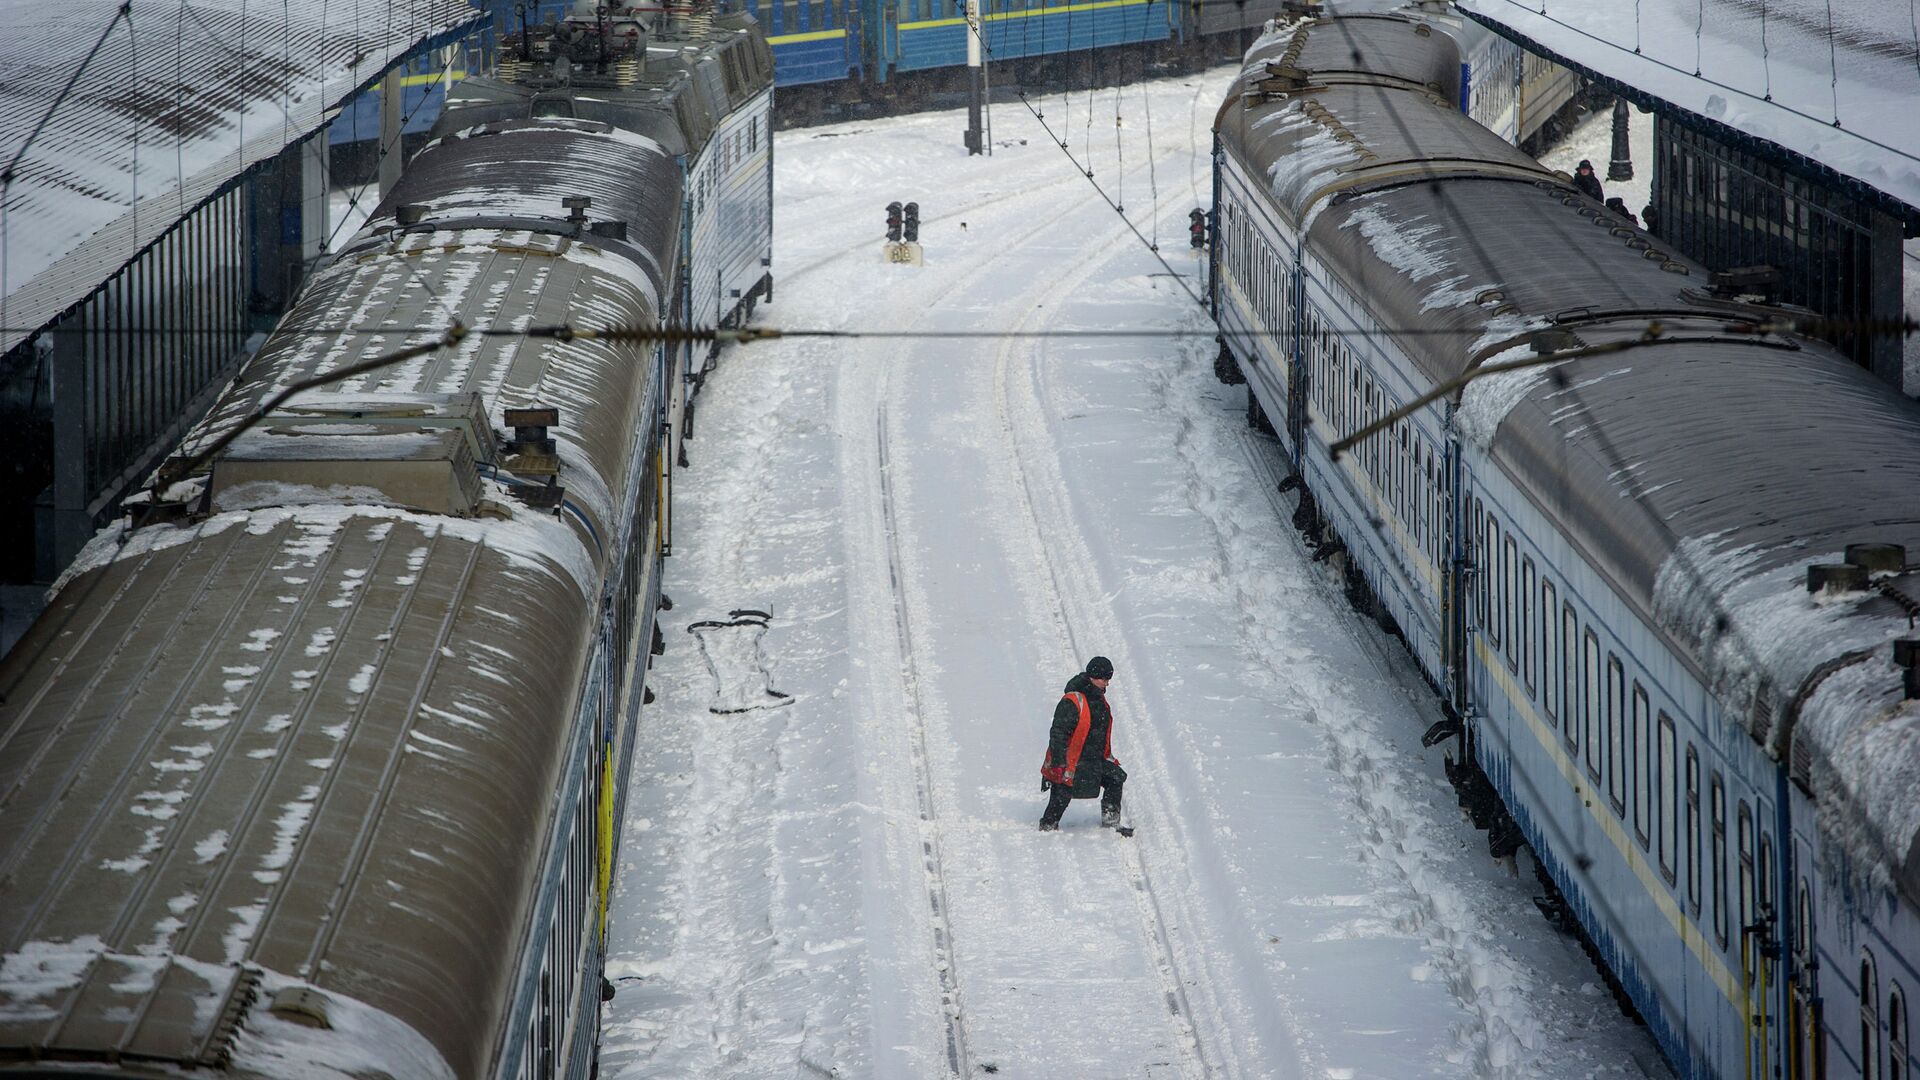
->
[1457,0,1920,213]
[0,503,594,1075]
[0,0,485,357]
[1227,22,1920,894]
[174,225,664,536]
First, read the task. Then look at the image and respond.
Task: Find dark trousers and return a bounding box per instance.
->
[1039,771,1124,829]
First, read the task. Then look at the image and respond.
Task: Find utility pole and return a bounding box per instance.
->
[1608,98,1634,182]
[964,0,985,156]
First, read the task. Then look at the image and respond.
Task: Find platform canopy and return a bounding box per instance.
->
[0,0,487,356]
[1456,0,1920,215]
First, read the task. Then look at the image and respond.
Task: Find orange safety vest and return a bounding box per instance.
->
[1042,691,1117,785]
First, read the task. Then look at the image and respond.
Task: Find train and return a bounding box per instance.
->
[1212,10,1920,1080]
[333,0,1580,151]
[0,5,771,1079]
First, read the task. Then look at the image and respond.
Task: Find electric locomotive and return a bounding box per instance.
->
[1214,12,1920,1079]
[0,7,770,1080]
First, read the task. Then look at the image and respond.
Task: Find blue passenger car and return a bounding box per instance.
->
[738,0,865,84]
[1215,12,1920,1080]
[888,0,1175,74]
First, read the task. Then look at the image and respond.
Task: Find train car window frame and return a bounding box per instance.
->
[1502,536,1517,670]
[1866,951,1882,1080]
[1583,630,1601,781]
[1760,832,1776,919]
[1633,685,1651,847]
[1738,800,1755,936]
[1521,557,1536,694]
[1712,771,1729,949]
[1541,579,1557,719]
[1607,655,1626,815]
[1892,982,1909,1080]
[1687,746,1702,914]
[1487,518,1502,649]
[1473,501,1487,630]
[1657,712,1677,883]
[1561,603,1578,746]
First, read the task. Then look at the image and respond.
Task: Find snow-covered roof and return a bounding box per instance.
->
[1456,0,1920,215]
[0,0,488,357]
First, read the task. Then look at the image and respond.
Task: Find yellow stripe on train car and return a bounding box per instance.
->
[901,0,1165,32]
[598,744,616,935]
[768,28,848,44]
[397,70,466,88]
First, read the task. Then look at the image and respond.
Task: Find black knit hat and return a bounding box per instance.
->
[1085,656,1114,679]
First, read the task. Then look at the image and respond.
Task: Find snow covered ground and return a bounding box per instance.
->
[1538,103,1656,229]
[601,71,1666,1079]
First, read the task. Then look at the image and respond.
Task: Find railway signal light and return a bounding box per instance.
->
[903,202,920,242]
[1189,208,1207,250]
[886,201,904,243]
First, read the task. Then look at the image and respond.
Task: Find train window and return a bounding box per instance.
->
[1892,983,1908,1080]
[1738,801,1755,936]
[1541,580,1557,719]
[1687,745,1702,914]
[1561,603,1578,745]
[1657,712,1677,882]
[1712,772,1728,949]
[1794,880,1812,962]
[1502,537,1517,669]
[1473,502,1486,629]
[1487,519,1502,649]
[1865,952,1882,1080]
[1582,631,1600,780]
[1607,656,1625,815]
[1632,686,1651,847]
[1760,833,1775,918]
[1521,557,1536,694]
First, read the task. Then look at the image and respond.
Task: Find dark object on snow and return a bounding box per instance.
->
[1604,197,1638,227]
[1572,159,1604,202]
[1039,670,1128,829]
[688,610,794,713]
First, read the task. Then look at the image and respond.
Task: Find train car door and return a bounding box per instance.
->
[1740,793,1786,1079]
[1284,263,1306,466]
[1787,855,1826,1079]
[1446,446,1473,719]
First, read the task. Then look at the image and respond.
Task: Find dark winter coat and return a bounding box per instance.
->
[1044,673,1124,798]
[1573,170,1605,203]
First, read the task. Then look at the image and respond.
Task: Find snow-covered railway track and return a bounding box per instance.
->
[873,398,977,1079]
[979,251,1225,1079]
[856,140,1217,1077]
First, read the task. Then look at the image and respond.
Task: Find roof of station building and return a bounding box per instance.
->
[1457,0,1920,217]
[0,0,488,357]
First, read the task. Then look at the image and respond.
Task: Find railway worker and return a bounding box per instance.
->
[1038,656,1129,833]
[1573,159,1605,203]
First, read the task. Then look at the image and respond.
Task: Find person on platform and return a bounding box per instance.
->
[1573,159,1605,202]
[1038,656,1129,833]
[1605,197,1639,227]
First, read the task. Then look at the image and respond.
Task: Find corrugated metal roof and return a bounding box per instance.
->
[0,0,488,356]
[1458,0,1920,216]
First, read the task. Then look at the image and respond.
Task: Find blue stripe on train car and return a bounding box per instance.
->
[327,80,456,146]
[745,0,861,85]
[892,0,1172,73]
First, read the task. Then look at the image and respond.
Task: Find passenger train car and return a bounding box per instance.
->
[1213,12,1920,1080]
[0,7,770,1080]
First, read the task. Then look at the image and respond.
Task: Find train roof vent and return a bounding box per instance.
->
[268,986,333,1030]
[209,391,495,518]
